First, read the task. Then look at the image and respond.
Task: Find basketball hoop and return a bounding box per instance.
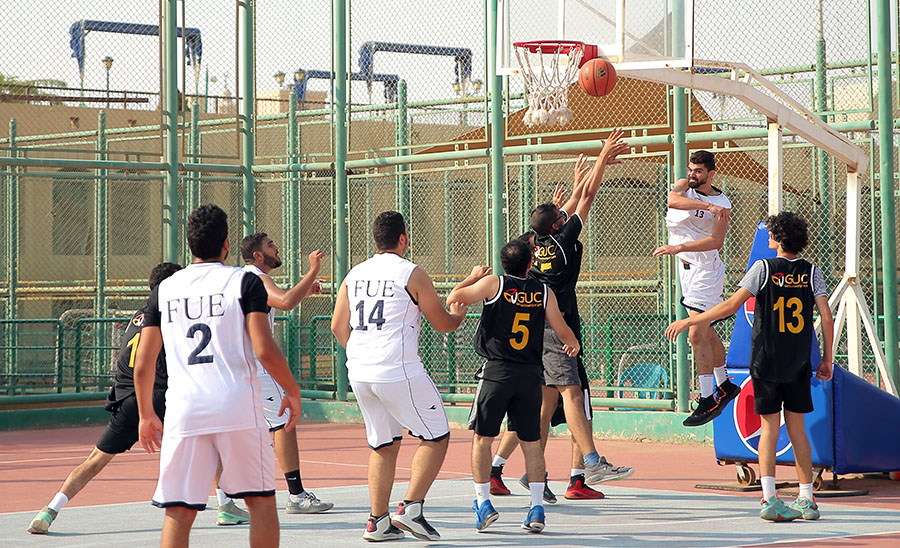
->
[513,40,596,127]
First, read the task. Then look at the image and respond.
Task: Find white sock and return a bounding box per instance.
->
[571,468,585,478]
[761,476,776,500]
[799,482,814,501]
[216,489,231,506]
[474,482,491,506]
[289,491,307,502]
[491,455,507,467]
[529,482,544,509]
[699,375,716,398]
[48,493,68,513]
[713,365,728,385]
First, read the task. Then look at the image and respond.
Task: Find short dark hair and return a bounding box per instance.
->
[500,239,533,277]
[240,232,268,262]
[187,204,229,260]
[689,150,715,171]
[766,211,809,255]
[149,262,182,290]
[373,211,407,251]
[517,231,535,243]
[529,203,559,236]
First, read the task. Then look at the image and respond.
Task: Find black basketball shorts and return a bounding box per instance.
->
[96,389,166,454]
[468,372,542,442]
[752,376,813,416]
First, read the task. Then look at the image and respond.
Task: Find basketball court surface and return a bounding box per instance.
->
[3,422,899,547]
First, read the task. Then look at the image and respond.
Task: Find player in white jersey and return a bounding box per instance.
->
[134,204,301,548]
[239,232,333,514]
[331,211,468,542]
[653,150,741,426]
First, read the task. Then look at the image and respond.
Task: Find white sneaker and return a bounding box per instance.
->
[585,456,635,485]
[216,500,250,526]
[391,500,440,541]
[286,491,334,514]
[363,512,404,542]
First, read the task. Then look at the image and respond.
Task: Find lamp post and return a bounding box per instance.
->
[102,56,114,109]
[274,71,286,88]
[453,77,482,126]
[293,69,306,109]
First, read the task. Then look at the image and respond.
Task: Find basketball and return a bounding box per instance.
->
[578,58,617,97]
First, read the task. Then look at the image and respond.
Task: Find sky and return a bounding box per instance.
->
[0,0,884,110]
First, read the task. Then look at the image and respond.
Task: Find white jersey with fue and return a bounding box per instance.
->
[242,264,277,378]
[665,186,732,267]
[344,253,424,383]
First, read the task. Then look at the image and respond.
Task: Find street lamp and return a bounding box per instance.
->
[274,71,286,88]
[102,56,114,109]
[293,69,307,107]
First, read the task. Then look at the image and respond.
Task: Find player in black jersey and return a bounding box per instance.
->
[666,212,834,522]
[448,239,579,534]
[27,263,181,534]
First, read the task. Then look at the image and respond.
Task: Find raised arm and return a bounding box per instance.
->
[665,288,752,340]
[544,290,580,357]
[652,214,729,256]
[557,154,590,214]
[330,280,351,348]
[408,266,468,333]
[575,129,629,222]
[259,250,325,310]
[666,178,731,222]
[447,272,499,307]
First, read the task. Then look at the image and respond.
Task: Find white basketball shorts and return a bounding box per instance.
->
[258,372,289,431]
[679,258,725,313]
[151,425,275,510]
[351,373,450,450]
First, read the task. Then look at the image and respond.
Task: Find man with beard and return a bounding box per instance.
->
[652,150,740,426]
[240,233,334,514]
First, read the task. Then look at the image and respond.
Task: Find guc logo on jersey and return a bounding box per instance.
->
[733,377,793,456]
[503,288,543,307]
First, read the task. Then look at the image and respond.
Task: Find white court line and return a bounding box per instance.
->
[0,452,151,465]
[718,529,900,548]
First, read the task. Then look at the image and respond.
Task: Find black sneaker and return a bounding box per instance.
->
[715,379,741,408]
[519,472,557,504]
[682,394,724,427]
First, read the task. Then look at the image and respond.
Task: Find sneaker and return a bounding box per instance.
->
[759,495,802,522]
[27,507,57,534]
[286,491,334,514]
[518,472,557,504]
[585,456,635,485]
[715,379,741,409]
[565,474,605,499]
[363,512,405,542]
[683,394,723,427]
[789,496,820,520]
[521,505,545,533]
[217,500,250,526]
[391,500,440,541]
[473,499,499,532]
[490,475,511,496]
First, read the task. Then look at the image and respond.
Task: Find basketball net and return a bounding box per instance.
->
[513,41,584,127]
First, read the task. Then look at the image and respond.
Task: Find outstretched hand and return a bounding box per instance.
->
[598,129,629,166]
[708,205,731,223]
[552,182,567,208]
[308,249,325,272]
[468,265,492,280]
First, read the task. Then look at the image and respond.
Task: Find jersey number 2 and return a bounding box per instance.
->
[509,312,530,350]
[355,300,385,331]
[186,323,214,364]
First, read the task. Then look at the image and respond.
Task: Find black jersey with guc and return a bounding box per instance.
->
[106,306,168,410]
[474,276,547,381]
[530,213,583,320]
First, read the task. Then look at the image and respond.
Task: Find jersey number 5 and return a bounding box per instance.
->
[773,296,804,334]
[509,312,530,350]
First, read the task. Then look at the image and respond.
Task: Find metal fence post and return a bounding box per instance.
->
[396,80,410,220]
[334,0,350,401]
[94,111,108,378]
[240,0,256,237]
[488,0,505,273]
[876,0,899,385]
[672,0,690,413]
[5,119,18,389]
[162,0,179,262]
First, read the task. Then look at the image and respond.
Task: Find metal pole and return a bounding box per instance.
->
[5,119,18,390]
[94,111,108,317]
[444,170,452,274]
[815,3,832,279]
[287,92,300,289]
[395,80,410,220]
[187,100,201,266]
[875,0,899,386]
[205,67,209,114]
[163,0,179,263]
[489,0,505,273]
[672,0,690,413]
[334,0,350,401]
[240,0,256,237]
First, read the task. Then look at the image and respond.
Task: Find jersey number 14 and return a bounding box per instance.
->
[355,300,386,331]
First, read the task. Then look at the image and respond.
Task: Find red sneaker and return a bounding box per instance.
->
[565,475,605,500]
[490,475,511,496]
